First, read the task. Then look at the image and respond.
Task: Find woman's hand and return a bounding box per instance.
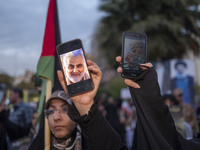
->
[57,59,102,115]
[116,56,152,88]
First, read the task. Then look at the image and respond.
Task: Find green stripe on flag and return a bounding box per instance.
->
[37,56,55,83]
[37,79,47,122]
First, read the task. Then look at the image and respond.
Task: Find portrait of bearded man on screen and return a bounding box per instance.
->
[61,49,90,85]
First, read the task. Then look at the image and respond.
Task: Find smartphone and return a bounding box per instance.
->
[56,39,94,96]
[121,32,147,78]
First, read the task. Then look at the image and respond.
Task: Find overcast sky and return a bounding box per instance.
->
[0,0,103,77]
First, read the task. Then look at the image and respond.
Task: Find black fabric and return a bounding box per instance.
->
[0,109,31,142]
[5,119,31,142]
[0,109,9,121]
[129,67,200,150]
[105,103,126,142]
[28,106,45,150]
[68,100,128,150]
[52,0,62,92]
[128,65,150,81]
[67,100,98,124]
[0,122,8,150]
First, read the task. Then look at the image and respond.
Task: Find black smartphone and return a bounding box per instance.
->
[121,31,147,78]
[56,39,94,96]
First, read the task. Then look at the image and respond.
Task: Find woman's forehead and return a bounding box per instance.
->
[49,99,68,107]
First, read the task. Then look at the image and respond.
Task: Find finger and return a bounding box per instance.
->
[87,62,99,69]
[140,63,153,70]
[124,79,140,88]
[117,67,122,73]
[87,60,101,72]
[116,56,122,63]
[57,70,67,92]
[140,62,153,67]
[88,65,102,78]
[87,59,97,66]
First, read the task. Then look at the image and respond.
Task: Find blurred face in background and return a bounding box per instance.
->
[164,98,174,107]
[9,90,17,104]
[32,112,38,129]
[176,64,186,74]
[175,93,183,104]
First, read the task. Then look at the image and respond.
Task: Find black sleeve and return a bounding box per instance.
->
[68,102,128,150]
[5,119,31,142]
[0,109,31,142]
[28,108,45,150]
[129,67,200,150]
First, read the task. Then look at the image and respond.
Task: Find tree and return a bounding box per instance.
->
[18,81,35,89]
[0,73,13,88]
[102,75,126,98]
[95,0,200,68]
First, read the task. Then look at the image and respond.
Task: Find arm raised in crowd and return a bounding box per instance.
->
[116,56,200,150]
[58,59,128,150]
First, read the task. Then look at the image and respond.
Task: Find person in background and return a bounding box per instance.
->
[163,94,193,140]
[173,88,196,137]
[29,109,38,139]
[121,99,137,149]
[0,87,33,149]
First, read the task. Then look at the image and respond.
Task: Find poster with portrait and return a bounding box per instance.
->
[170,59,195,106]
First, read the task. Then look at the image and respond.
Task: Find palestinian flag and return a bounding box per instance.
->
[29,0,61,149]
[37,0,61,89]
[36,0,62,119]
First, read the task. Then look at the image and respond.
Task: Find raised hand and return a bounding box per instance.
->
[116,56,152,88]
[57,59,102,115]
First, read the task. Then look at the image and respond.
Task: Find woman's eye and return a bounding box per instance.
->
[63,108,68,112]
[48,109,55,115]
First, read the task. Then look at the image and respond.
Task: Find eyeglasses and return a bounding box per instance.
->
[44,108,68,117]
[178,93,183,97]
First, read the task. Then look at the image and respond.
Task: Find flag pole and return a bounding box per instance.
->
[44,79,52,150]
[29,0,61,149]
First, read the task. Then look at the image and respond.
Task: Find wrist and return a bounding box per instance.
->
[74,99,94,116]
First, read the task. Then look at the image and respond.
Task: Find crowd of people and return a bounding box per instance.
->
[97,88,200,149]
[0,56,200,150]
[0,88,38,149]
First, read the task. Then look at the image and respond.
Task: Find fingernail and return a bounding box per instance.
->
[136,84,140,88]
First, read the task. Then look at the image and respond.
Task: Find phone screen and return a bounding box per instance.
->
[123,34,146,72]
[57,39,94,96]
[59,48,91,85]
[124,36,146,68]
[121,32,147,78]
